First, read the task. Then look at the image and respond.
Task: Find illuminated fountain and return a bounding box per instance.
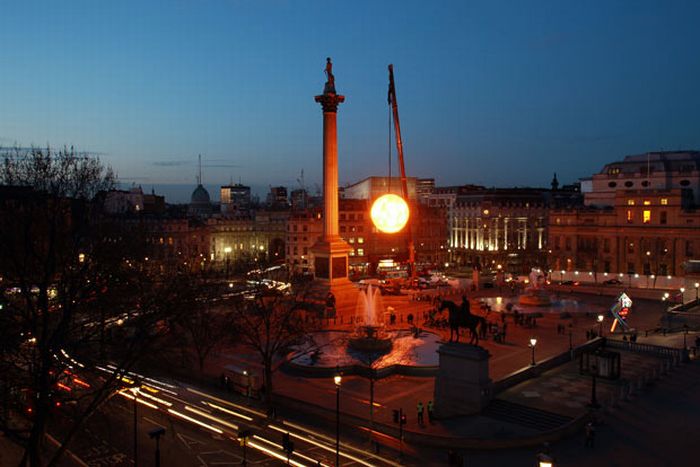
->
[519,268,552,306]
[349,285,392,352]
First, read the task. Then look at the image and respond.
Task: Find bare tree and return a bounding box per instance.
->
[0,147,193,466]
[228,289,318,401]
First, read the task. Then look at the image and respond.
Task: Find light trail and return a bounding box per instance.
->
[246,440,308,467]
[269,423,381,467]
[184,405,239,431]
[280,420,400,465]
[117,391,158,409]
[167,409,223,434]
[185,387,266,417]
[253,435,330,466]
[202,401,254,421]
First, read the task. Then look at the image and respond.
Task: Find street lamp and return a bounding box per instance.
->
[597,314,604,337]
[695,283,699,302]
[680,287,686,305]
[588,363,600,408]
[529,338,538,366]
[334,374,342,466]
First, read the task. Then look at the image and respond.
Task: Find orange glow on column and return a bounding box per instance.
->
[371,194,409,234]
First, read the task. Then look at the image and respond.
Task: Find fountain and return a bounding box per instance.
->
[519,268,552,306]
[348,284,393,352]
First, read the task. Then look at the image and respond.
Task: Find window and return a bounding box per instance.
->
[661,198,668,205]
[604,261,611,273]
[643,200,651,206]
[303,225,308,232]
[554,237,560,251]
[357,248,365,256]
[358,237,364,244]
[628,242,634,254]
[348,237,355,244]
[608,181,617,188]
[627,262,635,274]
[643,210,651,224]
[349,249,355,256]
[680,179,691,187]
[565,237,571,251]
[293,225,298,232]
[608,167,620,175]
[627,210,633,223]
[627,199,635,206]
[660,211,667,225]
[339,214,346,221]
[624,181,634,187]
[303,247,308,255]
[641,181,650,187]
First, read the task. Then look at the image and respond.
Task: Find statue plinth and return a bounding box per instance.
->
[433,343,492,418]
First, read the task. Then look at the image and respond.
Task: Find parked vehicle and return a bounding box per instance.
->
[603,279,622,285]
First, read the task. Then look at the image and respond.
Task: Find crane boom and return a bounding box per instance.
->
[388,64,416,279]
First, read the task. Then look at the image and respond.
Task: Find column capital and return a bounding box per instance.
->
[315,93,345,113]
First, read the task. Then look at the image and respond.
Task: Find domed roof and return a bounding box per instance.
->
[190,184,211,204]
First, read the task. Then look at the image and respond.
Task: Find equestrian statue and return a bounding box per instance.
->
[439,297,486,345]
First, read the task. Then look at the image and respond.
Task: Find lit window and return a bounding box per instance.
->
[357,248,365,256]
[627,210,633,223]
[661,198,668,205]
[643,210,651,224]
[348,237,355,244]
[627,199,635,206]
[349,249,355,256]
[643,200,651,206]
[358,237,364,244]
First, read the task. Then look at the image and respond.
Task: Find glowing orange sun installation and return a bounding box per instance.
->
[371,194,410,234]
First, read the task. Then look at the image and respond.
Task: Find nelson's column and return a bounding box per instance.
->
[311,58,358,316]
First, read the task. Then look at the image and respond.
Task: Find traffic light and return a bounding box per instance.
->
[392,409,400,424]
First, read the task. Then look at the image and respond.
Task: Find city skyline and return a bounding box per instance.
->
[2,1,700,201]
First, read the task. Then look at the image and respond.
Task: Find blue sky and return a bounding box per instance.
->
[2,0,699,202]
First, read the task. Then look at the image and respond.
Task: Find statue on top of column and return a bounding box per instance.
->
[324,57,336,94]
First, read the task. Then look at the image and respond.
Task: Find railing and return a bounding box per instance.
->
[605,338,687,362]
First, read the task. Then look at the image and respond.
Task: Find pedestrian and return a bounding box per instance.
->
[427,400,434,422]
[584,422,595,448]
[417,401,424,426]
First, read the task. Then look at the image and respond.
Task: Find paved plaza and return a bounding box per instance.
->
[202,285,692,454]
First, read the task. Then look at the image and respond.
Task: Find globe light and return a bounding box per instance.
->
[370,194,409,234]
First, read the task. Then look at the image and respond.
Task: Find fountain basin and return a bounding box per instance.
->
[519,290,552,306]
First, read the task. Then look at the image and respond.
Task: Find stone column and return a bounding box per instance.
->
[315,93,345,242]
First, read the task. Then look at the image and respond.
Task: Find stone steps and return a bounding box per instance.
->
[482,399,573,432]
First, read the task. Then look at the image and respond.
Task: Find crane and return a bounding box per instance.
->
[388,64,416,279]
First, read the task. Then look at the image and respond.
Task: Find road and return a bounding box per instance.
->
[46,369,402,467]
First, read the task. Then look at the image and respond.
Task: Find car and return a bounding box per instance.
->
[561,280,580,286]
[603,279,622,285]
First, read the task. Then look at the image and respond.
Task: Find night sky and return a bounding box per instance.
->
[2,1,699,202]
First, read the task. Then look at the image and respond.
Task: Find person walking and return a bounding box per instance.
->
[417,401,424,426]
[427,400,434,423]
[584,422,595,448]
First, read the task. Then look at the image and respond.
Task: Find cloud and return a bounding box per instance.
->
[153,160,190,167]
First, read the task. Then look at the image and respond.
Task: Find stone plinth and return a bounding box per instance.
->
[433,343,492,418]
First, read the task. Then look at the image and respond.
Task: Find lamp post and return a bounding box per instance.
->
[680,287,686,305]
[334,374,342,467]
[695,283,699,302]
[529,338,538,366]
[568,324,573,352]
[588,363,599,408]
[597,314,604,337]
